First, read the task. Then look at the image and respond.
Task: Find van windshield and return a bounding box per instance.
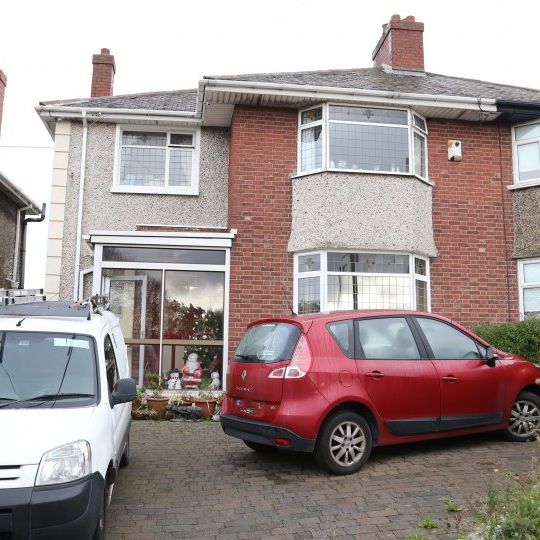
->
[0,332,97,409]
[234,322,301,363]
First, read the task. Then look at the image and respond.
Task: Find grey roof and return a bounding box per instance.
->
[0,170,41,212]
[45,89,198,112]
[205,67,540,104]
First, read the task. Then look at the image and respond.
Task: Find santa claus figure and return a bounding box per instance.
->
[167,368,182,390]
[182,353,203,389]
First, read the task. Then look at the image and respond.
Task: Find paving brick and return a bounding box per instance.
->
[106,421,539,539]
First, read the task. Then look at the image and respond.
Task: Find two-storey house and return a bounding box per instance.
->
[37,16,540,388]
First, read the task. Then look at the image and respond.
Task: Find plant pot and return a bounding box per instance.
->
[132,399,141,412]
[146,397,169,419]
[193,400,216,418]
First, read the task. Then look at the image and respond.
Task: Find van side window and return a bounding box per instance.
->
[355,317,421,359]
[327,320,354,358]
[104,335,119,394]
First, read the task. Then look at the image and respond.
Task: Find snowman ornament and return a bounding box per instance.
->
[167,368,182,390]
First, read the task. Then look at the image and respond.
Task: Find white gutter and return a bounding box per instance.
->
[12,205,33,286]
[202,78,498,112]
[73,110,88,301]
[35,104,198,117]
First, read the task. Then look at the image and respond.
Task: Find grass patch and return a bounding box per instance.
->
[417,518,439,529]
[462,461,540,539]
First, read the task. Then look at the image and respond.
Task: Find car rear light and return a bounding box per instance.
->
[268,334,312,379]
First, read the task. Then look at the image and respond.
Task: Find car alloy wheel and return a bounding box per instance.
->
[329,421,367,467]
[509,399,540,438]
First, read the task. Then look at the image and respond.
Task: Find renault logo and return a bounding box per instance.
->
[241,370,247,381]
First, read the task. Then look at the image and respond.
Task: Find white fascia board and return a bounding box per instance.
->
[89,229,235,239]
[203,79,498,112]
[90,235,233,248]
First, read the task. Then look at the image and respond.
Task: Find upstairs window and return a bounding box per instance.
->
[513,120,540,185]
[298,105,428,180]
[114,128,200,194]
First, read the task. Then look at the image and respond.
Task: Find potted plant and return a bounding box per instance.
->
[144,372,169,419]
[192,391,218,418]
[131,385,146,413]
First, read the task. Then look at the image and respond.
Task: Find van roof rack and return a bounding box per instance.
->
[0,295,110,320]
[1,288,46,306]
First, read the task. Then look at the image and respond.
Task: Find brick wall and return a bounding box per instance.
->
[429,119,518,326]
[228,106,297,355]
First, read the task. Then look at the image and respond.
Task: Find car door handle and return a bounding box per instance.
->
[366,371,385,380]
[442,375,458,383]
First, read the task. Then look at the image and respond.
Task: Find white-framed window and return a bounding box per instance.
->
[518,258,540,319]
[112,126,200,195]
[512,119,540,186]
[297,104,428,180]
[294,251,430,314]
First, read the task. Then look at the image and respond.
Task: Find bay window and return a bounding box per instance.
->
[298,104,428,179]
[295,251,430,314]
[114,127,200,194]
[519,259,540,319]
[513,120,540,185]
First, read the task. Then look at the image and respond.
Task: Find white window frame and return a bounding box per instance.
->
[296,104,429,182]
[511,119,540,189]
[112,125,201,195]
[294,250,431,314]
[518,257,540,319]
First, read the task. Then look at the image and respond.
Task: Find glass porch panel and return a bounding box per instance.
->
[162,344,224,390]
[126,344,160,386]
[102,247,226,265]
[163,270,224,341]
[327,274,411,310]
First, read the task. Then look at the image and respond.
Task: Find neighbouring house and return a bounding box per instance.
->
[36,16,540,388]
[0,70,45,289]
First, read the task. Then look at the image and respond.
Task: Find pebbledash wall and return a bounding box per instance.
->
[57,122,229,299]
[226,107,519,354]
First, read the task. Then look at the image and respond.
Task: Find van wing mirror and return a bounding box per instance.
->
[485,346,498,368]
[111,378,137,407]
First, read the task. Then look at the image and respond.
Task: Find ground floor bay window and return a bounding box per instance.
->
[518,258,540,319]
[89,233,232,390]
[294,251,430,314]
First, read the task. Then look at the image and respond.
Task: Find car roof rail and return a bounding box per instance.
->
[0,294,111,320]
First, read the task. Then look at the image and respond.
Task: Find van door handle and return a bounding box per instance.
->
[366,371,385,380]
[442,375,458,383]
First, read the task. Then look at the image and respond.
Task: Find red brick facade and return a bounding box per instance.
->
[227,106,297,354]
[427,120,518,326]
[373,15,424,71]
[91,48,115,97]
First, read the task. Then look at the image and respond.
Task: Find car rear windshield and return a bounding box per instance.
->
[234,322,301,363]
[0,332,98,409]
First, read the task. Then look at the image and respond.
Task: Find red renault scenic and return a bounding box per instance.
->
[220,311,540,475]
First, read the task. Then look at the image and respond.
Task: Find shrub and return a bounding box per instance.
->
[474,319,540,364]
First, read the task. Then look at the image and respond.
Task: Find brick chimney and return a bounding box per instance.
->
[0,70,6,136]
[372,15,425,72]
[91,48,115,97]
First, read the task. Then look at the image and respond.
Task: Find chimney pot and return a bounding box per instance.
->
[372,14,425,72]
[0,70,6,137]
[91,48,115,97]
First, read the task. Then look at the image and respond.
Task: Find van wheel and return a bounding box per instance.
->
[314,411,372,475]
[504,391,540,442]
[119,433,130,468]
[243,440,276,452]
[92,488,107,540]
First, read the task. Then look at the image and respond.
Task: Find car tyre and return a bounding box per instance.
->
[243,440,277,452]
[314,411,372,475]
[504,391,540,442]
[119,433,130,468]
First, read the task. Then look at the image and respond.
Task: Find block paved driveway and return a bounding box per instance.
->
[106,421,539,540]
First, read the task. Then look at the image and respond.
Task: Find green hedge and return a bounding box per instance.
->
[474,319,540,364]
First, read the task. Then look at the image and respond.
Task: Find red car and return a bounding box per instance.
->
[221,311,540,475]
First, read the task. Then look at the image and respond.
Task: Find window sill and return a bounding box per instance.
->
[290,168,433,186]
[110,186,199,196]
[508,179,540,191]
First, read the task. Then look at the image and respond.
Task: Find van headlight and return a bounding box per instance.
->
[36,441,91,486]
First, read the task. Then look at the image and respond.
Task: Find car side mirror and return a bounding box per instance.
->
[111,378,137,407]
[485,346,498,368]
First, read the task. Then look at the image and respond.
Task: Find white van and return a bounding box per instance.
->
[0,299,135,540]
